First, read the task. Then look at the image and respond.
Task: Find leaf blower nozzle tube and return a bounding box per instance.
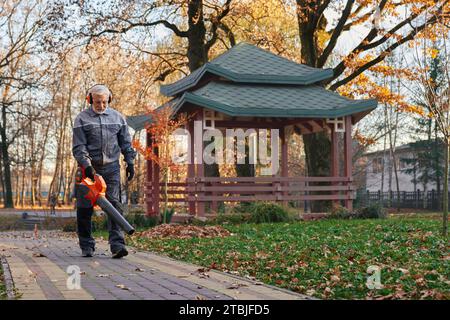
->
[96,196,135,235]
[76,169,135,235]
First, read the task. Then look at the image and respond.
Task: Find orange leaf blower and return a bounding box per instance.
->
[76,167,135,235]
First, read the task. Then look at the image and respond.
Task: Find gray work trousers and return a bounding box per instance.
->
[75,161,125,253]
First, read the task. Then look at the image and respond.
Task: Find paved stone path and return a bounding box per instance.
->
[0,231,311,300]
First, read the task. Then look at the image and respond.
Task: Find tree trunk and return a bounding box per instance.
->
[48,91,67,203]
[303,132,331,212]
[0,111,13,208]
[390,112,400,211]
[443,138,448,238]
[434,122,441,209]
[21,137,27,208]
[30,121,36,207]
[187,0,207,71]
[297,8,333,211]
[0,154,4,207]
[37,117,51,206]
[14,168,20,207]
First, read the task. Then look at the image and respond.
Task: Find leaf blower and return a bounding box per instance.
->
[75,167,135,235]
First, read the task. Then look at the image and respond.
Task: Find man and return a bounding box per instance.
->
[49,193,57,216]
[72,84,136,259]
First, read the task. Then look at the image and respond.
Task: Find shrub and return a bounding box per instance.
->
[62,220,77,232]
[0,216,21,231]
[249,202,290,223]
[160,208,175,224]
[328,205,354,219]
[129,213,159,228]
[92,215,108,232]
[234,202,256,214]
[356,203,387,219]
[213,213,251,225]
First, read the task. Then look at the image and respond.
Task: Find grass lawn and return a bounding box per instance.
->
[0,262,7,300]
[116,216,449,300]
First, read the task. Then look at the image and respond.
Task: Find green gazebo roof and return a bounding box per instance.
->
[128,42,378,131]
[170,81,377,118]
[160,42,333,97]
[126,114,153,132]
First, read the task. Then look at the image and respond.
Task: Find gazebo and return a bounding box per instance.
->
[127,42,377,217]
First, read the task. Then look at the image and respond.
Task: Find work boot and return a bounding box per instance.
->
[81,247,94,257]
[111,247,128,259]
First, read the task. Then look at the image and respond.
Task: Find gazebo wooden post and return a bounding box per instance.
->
[152,134,160,217]
[210,129,220,214]
[344,116,353,211]
[187,118,196,216]
[330,122,340,209]
[280,126,289,207]
[146,130,154,216]
[195,110,205,216]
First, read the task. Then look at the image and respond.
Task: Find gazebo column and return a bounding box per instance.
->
[146,130,154,216]
[280,126,288,207]
[152,134,160,216]
[330,122,340,208]
[187,118,196,216]
[344,116,353,211]
[195,110,205,216]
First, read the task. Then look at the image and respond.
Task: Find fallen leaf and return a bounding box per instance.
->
[28,270,37,278]
[32,252,46,257]
[397,268,409,274]
[306,289,316,296]
[116,284,129,290]
[226,283,248,289]
[330,275,340,282]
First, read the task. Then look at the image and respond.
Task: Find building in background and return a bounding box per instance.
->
[362,140,444,192]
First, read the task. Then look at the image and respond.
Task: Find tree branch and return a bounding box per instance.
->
[313,0,332,28]
[326,1,440,86]
[318,0,355,67]
[205,0,232,52]
[86,19,188,44]
[329,12,441,91]
[218,21,236,47]
[342,11,374,32]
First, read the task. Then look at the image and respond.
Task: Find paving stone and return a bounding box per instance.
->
[0,230,311,300]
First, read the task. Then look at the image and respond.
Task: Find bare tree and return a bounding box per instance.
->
[405,30,450,237]
[294,0,448,209]
[0,0,49,207]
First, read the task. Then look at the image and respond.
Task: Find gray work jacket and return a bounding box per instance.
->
[72,107,136,168]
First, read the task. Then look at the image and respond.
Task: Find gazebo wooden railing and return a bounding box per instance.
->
[146,176,355,216]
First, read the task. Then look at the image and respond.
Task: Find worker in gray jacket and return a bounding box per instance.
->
[72,84,136,259]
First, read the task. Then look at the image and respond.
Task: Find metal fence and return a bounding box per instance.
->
[355,189,445,210]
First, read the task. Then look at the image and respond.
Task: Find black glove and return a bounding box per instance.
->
[126,164,135,181]
[84,166,96,181]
